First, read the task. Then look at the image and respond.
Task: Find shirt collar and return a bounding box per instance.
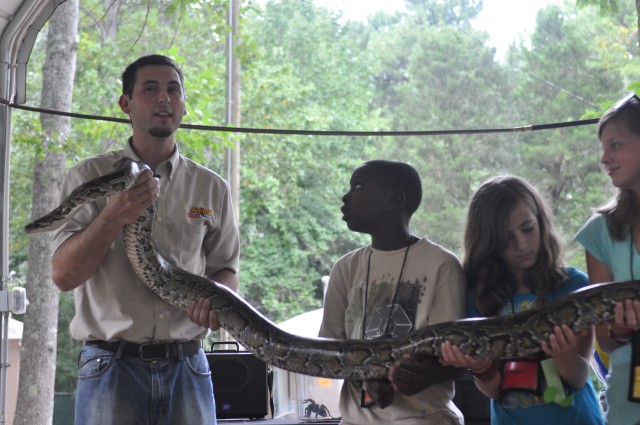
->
[123,137,179,181]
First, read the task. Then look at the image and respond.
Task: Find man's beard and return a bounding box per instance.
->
[149,126,173,138]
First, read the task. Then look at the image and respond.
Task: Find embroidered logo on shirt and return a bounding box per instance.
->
[187,207,213,220]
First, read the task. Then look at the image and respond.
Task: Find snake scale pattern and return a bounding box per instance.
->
[26,158,640,380]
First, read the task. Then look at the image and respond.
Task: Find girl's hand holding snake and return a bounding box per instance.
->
[439,341,491,371]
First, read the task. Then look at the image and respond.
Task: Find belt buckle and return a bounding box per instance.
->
[139,343,168,361]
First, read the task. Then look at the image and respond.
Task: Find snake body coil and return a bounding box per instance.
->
[26,158,640,380]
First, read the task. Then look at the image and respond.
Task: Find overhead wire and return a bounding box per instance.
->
[0,97,599,137]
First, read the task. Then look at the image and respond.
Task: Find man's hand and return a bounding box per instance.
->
[103,170,160,226]
[187,297,220,330]
[364,379,394,408]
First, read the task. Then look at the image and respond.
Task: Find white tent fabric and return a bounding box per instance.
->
[278,308,324,337]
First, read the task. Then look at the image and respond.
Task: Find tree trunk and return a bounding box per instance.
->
[102,0,121,42]
[13,1,79,424]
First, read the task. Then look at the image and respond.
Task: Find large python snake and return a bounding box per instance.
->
[26,158,640,380]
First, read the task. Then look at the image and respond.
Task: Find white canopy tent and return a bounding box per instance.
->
[0,0,65,423]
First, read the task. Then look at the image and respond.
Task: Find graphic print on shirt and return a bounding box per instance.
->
[363,274,424,340]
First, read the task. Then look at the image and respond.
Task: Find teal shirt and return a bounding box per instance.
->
[467,267,605,425]
[576,213,640,425]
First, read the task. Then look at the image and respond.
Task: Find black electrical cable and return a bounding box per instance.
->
[0,97,599,137]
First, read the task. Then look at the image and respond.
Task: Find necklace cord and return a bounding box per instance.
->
[631,234,636,281]
[362,242,412,340]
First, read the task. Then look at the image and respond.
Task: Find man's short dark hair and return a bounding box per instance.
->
[121,54,184,98]
[364,160,423,215]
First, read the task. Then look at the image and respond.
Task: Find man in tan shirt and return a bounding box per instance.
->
[51,54,239,425]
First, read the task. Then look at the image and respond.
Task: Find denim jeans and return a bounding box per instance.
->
[74,344,215,425]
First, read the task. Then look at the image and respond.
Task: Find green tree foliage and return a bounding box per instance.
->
[405,0,483,26]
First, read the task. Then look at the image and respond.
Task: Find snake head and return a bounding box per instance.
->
[113,157,150,175]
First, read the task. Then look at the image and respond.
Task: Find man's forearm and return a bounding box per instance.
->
[211,268,239,292]
[52,214,123,291]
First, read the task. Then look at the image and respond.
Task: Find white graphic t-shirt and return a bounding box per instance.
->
[319,238,466,425]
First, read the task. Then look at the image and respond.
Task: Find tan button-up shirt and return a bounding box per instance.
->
[52,141,240,343]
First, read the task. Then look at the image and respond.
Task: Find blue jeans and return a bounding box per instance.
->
[74,344,215,425]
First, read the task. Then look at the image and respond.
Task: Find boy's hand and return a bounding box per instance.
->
[365,379,394,408]
[389,354,442,395]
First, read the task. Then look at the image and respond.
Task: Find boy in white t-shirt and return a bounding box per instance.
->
[319,160,467,425]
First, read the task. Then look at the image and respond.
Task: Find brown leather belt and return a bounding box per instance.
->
[85,340,200,361]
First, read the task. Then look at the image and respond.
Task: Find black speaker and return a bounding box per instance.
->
[206,342,270,419]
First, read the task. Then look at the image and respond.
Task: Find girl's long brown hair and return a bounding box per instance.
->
[463,175,566,316]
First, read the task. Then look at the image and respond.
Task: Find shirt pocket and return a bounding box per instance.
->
[178,222,207,274]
